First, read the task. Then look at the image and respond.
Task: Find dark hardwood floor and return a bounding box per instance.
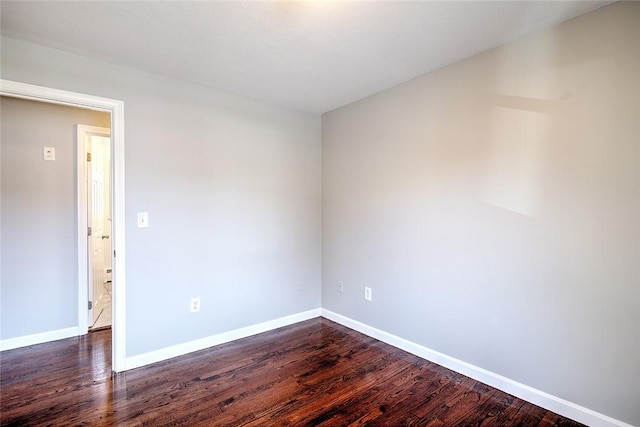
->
[1,318,583,426]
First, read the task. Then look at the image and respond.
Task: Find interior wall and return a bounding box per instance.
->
[0,97,110,338]
[0,37,322,356]
[322,2,639,425]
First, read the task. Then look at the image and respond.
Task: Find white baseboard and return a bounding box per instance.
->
[320,309,631,427]
[124,308,322,371]
[2,310,630,427]
[0,327,80,352]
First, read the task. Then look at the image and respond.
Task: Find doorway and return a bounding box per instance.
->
[0,79,127,372]
[78,126,112,330]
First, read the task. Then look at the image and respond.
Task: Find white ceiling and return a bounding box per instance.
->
[1,1,612,114]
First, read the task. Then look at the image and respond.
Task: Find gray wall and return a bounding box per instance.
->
[1,37,322,355]
[322,2,639,425]
[1,97,110,337]
[2,2,638,425]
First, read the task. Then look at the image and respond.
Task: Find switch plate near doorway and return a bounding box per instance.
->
[137,212,149,228]
[43,146,56,161]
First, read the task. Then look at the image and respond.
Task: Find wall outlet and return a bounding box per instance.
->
[337,281,344,293]
[190,297,200,313]
[364,287,372,301]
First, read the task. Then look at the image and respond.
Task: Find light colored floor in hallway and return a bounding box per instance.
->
[91,282,111,330]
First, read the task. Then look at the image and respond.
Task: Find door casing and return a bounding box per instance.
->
[0,79,127,372]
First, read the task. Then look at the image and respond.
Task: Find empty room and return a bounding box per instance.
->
[1,1,638,426]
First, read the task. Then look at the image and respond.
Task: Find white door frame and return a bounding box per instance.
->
[0,79,127,372]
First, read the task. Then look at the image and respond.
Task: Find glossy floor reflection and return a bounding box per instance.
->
[0,320,585,426]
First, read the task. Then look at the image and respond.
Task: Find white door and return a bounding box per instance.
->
[84,130,111,328]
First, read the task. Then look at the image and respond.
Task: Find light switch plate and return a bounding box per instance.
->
[137,212,149,228]
[43,147,56,161]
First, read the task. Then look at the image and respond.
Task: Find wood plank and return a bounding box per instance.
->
[0,318,584,426]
